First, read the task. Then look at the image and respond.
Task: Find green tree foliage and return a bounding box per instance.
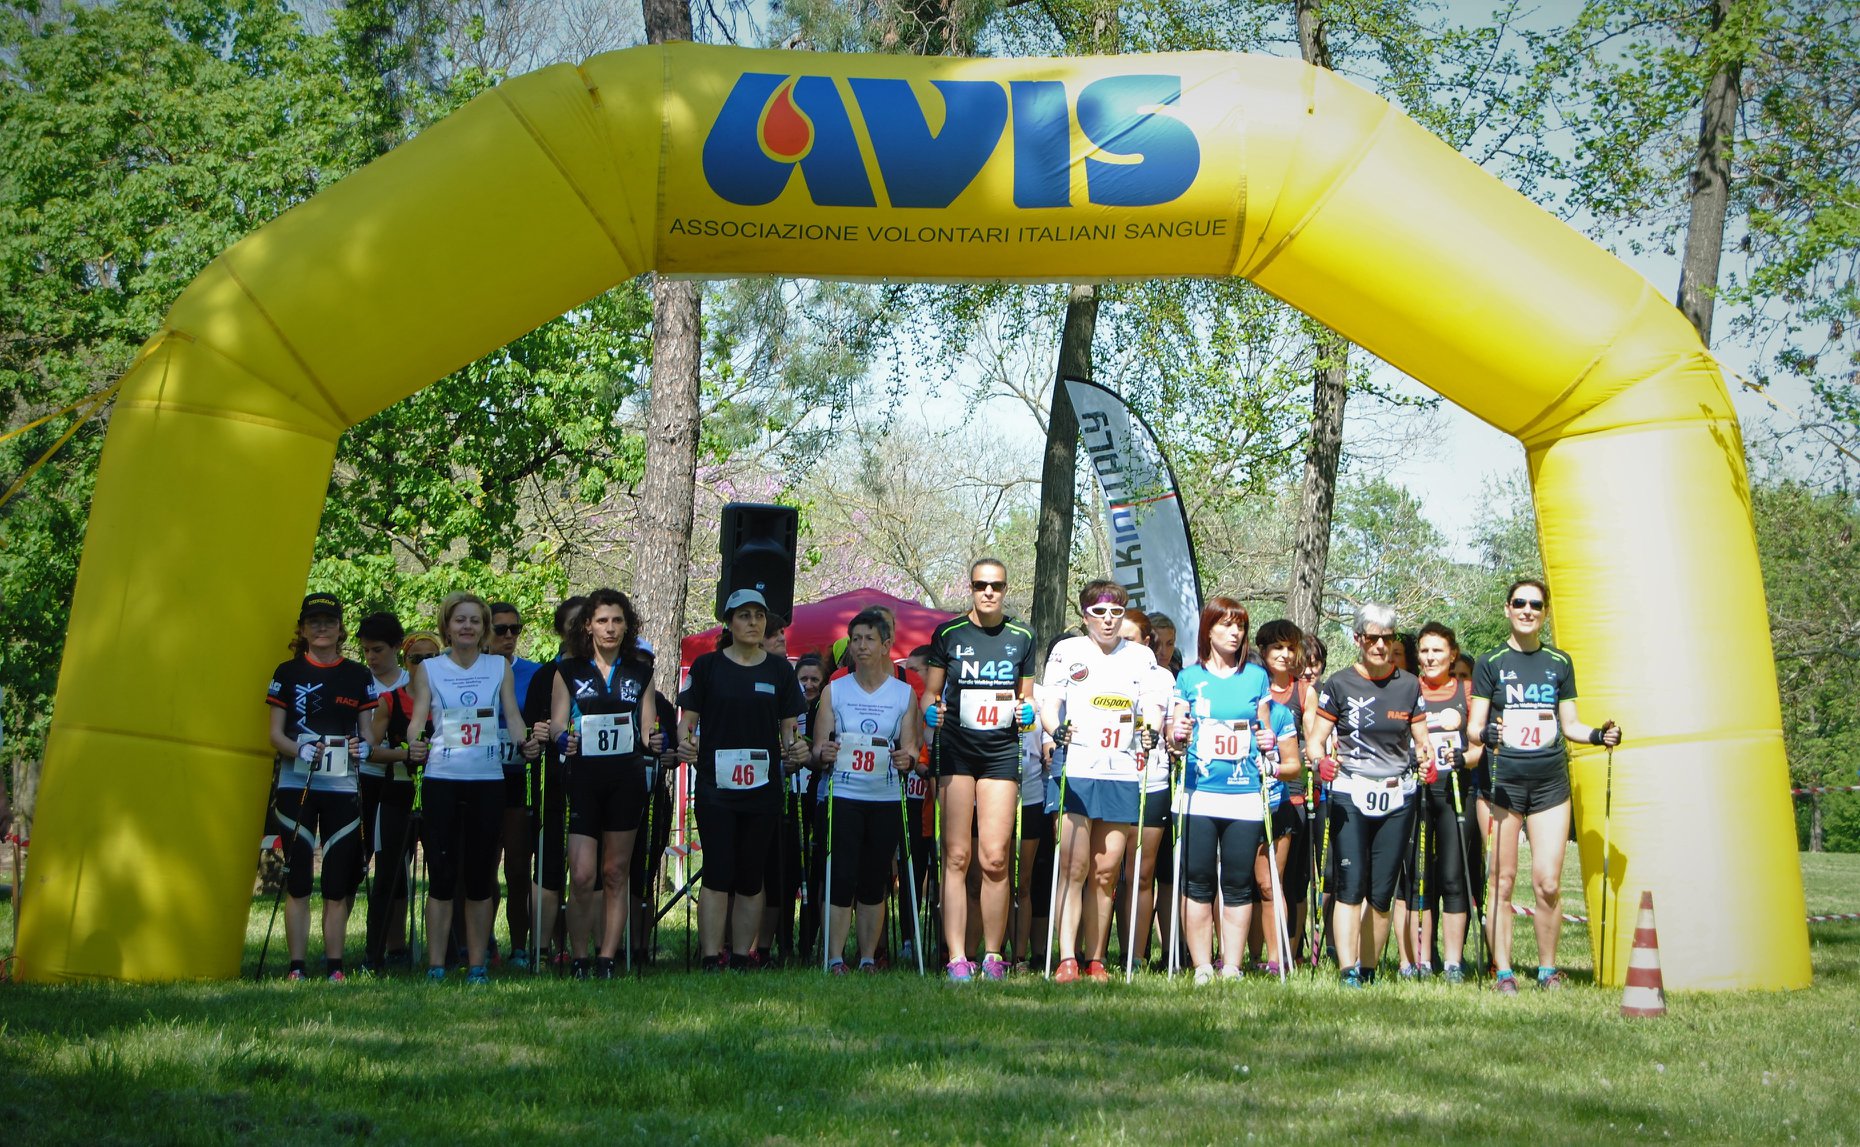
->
[0,0,373,787]
[1753,479,1860,850]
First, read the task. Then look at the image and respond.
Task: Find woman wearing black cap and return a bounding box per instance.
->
[264,593,379,981]
[674,589,811,970]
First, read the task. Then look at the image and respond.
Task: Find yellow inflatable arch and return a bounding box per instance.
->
[19,44,1807,988]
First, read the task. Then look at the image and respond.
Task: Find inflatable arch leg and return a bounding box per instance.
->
[19,45,1807,988]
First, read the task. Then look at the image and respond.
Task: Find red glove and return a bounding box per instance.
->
[1422,758,1439,785]
[1317,756,1338,784]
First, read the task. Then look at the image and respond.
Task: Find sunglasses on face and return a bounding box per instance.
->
[971,580,1006,593]
[492,623,523,636]
[1083,604,1126,620]
[1359,633,1395,646]
[1509,598,1545,611]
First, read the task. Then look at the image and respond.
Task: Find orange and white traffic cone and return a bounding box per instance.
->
[1620,890,1666,1018]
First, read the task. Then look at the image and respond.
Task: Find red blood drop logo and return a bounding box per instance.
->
[760,80,811,161]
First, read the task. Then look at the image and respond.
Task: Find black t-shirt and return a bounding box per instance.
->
[560,655,654,768]
[266,655,377,792]
[926,614,1038,768]
[1472,643,1577,769]
[1315,665,1425,780]
[681,649,806,810]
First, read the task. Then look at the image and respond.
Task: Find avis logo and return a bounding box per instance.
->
[701,73,1200,209]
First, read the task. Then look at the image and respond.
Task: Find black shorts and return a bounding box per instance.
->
[1280,798,1311,897]
[1489,758,1570,818]
[568,761,647,838]
[825,797,902,908]
[935,729,1021,782]
[503,763,529,809]
[1332,789,1417,913]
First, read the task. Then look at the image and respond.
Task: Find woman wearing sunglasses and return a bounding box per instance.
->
[1467,578,1621,993]
[921,558,1039,982]
[1039,580,1169,982]
[1312,603,1434,987]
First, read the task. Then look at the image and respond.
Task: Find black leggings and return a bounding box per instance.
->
[1403,782,1482,914]
[1334,791,1417,912]
[422,778,504,901]
[696,799,778,897]
[532,758,569,894]
[359,774,416,960]
[1181,813,1265,906]
[274,788,363,901]
[1023,802,1056,917]
[826,797,902,908]
[629,768,673,899]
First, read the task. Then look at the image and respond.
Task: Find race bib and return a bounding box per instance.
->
[1501,707,1559,751]
[904,771,930,800]
[959,689,1019,731]
[715,747,770,791]
[1073,707,1136,758]
[497,728,519,768]
[1193,719,1250,764]
[579,711,635,758]
[440,706,494,752]
[1354,774,1416,818]
[391,761,414,783]
[835,732,890,775]
[293,734,349,778]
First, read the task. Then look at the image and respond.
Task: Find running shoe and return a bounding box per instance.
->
[700,955,725,973]
[571,959,590,981]
[980,955,1008,981]
[1219,964,1243,982]
[384,949,413,971]
[1398,963,1421,981]
[426,966,447,983]
[327,969,347,984]
[1261,962,1282,978]
[1538,970,1567,991]
[899,941,915,965]
[508,948,531,971]
[1052,958,1080,983]
[285,968,307,982]
[1012,960,1031,975]
[1083,960,1110,983]
[946,959,977,983]
[858,960,879,974]
[1443,964,1466,984]
[1339,967,1364,989]
[466,965,490,985]
[829,959,850,976]
[594,958,616,981]
[1193,966,1215,986]
[1494,973,1519,995]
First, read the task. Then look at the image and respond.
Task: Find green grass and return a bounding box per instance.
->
[3,852,1859,1145]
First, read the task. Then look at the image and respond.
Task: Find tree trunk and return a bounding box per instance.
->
[1032,286,1097,650]
[1810,792,1824,853]
[1285,0,1349,638]
[1676,0,1742,343]
[635,0,699,697]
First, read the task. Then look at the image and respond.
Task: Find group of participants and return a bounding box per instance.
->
[264,562,1620,993]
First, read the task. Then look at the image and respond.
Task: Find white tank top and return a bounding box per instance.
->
[423,651,507,781]
[826,673,914,803]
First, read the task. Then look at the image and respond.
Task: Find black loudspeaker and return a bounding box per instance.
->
[716,502,799,623]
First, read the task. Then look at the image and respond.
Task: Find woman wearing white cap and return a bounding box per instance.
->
[675,589,811,970]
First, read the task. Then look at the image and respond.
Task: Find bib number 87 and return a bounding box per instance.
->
[595,726,626,754]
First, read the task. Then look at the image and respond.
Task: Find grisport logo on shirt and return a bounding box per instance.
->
[701,72,1201,210]
[1090,695,1134,711]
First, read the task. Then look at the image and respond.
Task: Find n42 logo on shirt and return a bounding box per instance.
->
[960,659,1017,682]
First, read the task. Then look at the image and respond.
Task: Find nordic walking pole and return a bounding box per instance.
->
[257,751,317,980]
[531,738,544,975]
[1167,753,1184,979]
[1598,727,1617,984]
[899,773,925,975]
[1449,762,1486,979]
[1414,778,1429,973]
[1124,727,1151,984]
[822,767,837,971]
[1045,727,1072,979]
[1255,710,1290,983]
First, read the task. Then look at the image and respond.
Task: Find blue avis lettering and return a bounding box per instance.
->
[703,73,1199,209]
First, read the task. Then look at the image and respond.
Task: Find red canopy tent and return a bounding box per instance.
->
[679,588,954,670]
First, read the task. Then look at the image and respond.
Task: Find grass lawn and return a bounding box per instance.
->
[3,848,1858,1145]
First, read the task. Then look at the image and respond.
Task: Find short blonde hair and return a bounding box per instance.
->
[438,592,491,653]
